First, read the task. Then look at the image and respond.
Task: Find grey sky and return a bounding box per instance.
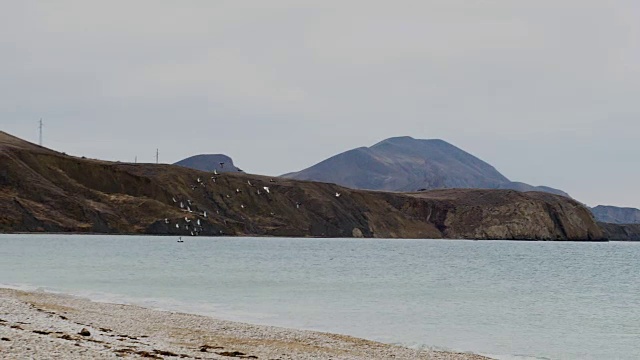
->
[2,1,639,207]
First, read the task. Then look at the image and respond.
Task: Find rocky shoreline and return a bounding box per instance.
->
[0,288,492,360]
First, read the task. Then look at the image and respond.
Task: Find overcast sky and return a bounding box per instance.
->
[2,1,639,208]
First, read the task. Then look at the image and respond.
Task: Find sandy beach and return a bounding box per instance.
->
[0,288,492,360]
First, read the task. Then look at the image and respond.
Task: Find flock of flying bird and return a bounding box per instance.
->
[162,164,344,240]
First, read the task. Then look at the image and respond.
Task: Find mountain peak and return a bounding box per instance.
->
[174,154,242,173]
[283,136,568,197]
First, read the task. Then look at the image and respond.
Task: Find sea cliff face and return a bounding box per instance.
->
[0,131,604,241]
[598,223,640,241]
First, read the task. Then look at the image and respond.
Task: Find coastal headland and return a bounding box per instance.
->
[0,131,605,240]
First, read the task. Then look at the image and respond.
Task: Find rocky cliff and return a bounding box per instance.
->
[0,131,603,240]
[598,223,640,241]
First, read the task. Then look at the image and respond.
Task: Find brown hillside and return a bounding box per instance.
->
[0,131,604,240]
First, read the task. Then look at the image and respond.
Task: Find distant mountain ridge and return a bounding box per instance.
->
[174,154,241,173]
[591,205,640,224]
[283,136,569,197]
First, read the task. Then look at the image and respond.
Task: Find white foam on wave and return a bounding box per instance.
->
[480,354,552,360]
[0,282,276,324]
[397,341,551,360]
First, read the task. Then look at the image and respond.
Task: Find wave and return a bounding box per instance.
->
[0,281,276,324]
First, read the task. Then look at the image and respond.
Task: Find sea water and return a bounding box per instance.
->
[0,234,638,360]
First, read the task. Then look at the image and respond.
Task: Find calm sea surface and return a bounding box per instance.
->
[1,234,638,360]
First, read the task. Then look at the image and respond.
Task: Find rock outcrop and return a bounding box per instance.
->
[0,131,603,240]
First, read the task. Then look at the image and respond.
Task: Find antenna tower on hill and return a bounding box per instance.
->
[38,119,43,146]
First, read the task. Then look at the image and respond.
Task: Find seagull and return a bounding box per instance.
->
[270,212,275,216]
[175,224,179,229]
[203,211,207,218]
[211,177,216,183]
[216,210,220,214]
[197,219,201,226]
[184,217,191,223]
[226,194,231,198]
[335,192,341,197]
[296,202,301,209]
[236,188,242,194]
[219,162,225,168]
[190,185,196,190]
[263,186,270,193]
[213,170,218,175]
[187,200,192,205]
[187,206,192,213]
[240,204,245,209]
[164,218,169,224]
[172,197,177,203]
[180,202,184,209]
[269,178,276,183]
[190,231,194,236]
[256,190,261,195]
[247,180,253,186]
[197,177,201,183]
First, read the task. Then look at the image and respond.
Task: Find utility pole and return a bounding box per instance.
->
[38,119,43,146]
[135,156,137,164]
[156,149,159,164]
